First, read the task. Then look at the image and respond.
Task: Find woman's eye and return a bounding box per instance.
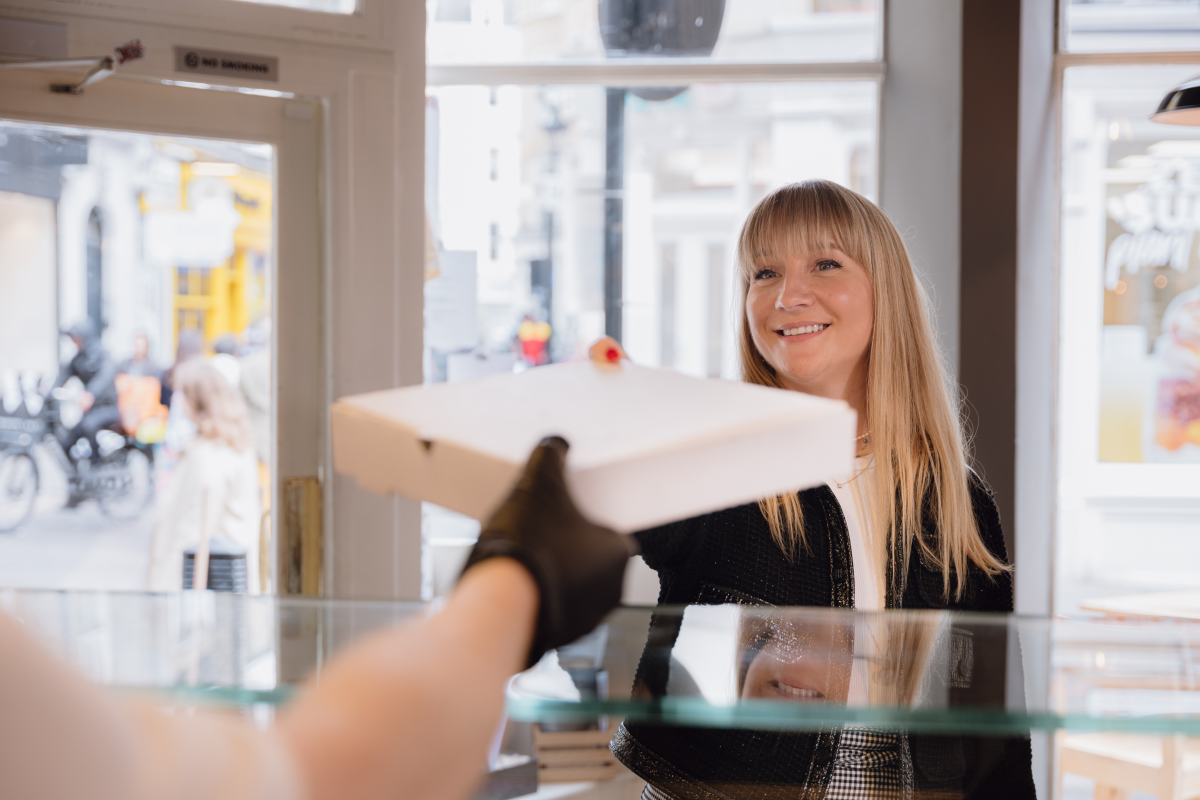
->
[815,259,843,272]
[753,268,780,280]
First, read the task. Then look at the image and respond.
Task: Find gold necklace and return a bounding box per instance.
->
[834,432,871,488]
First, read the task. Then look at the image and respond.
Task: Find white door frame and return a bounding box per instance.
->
[0,0,426,599]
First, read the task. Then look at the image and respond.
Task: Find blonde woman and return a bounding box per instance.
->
[147,359,261,593]
[612,181,1033,799]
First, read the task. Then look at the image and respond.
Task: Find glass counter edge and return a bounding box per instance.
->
[120,686,1200,737]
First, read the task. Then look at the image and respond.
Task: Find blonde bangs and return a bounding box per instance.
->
[736,182,873,285]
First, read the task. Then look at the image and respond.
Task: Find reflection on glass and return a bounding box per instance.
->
[613,605,1021,798]
[738,610,853,703]
[624,606,964,714]
[1064,0,1200,54]
[427,0,882,65]
[0,121,274,592]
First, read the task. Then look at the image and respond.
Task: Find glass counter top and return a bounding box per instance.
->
[8,588,1200,736]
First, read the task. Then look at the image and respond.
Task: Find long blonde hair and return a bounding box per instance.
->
[736,180,1007,600]
[175,358,253,453]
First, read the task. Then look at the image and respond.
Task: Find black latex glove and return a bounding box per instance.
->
[461,435,638,668]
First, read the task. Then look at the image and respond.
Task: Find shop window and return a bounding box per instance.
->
[1061,64,1200,468]
[421,1,882,592]
[426,81,876,374]
[1057,63,1200,614]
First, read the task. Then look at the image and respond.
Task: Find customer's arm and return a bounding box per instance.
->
[279,557,537,800]
[280,435,635,800]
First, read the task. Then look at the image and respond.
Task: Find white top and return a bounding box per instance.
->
[827,456,880,707]
[826,456,881,612]
[148,437,262,592]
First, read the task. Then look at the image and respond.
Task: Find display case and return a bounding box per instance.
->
[5,587,1200,738]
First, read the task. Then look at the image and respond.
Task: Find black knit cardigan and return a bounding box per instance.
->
[610,474,1037,800]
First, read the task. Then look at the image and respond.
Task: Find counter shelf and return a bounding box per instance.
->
[6,588,1200,736]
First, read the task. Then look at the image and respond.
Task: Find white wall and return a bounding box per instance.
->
[1016,0,1057,621]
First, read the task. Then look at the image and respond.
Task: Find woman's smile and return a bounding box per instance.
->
[766,680,825,701]
[746,245,873,398]
[777,323,830,339]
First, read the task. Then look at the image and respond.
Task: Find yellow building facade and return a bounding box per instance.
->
[170,157,273,351]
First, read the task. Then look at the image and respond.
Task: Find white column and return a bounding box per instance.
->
[326,11,426,599]
[879,0,963,377]
[1016,3,1057,794]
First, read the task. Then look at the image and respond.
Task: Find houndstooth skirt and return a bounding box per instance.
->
[639,728,902,800]
[824,728,902,799]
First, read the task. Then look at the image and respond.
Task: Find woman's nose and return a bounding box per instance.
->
[775,272,815,310]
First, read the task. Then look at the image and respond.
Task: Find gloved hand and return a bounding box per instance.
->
[460,436,638,668]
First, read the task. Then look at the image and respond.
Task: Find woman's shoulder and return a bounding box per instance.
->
[634,513,712,571]
[965,468,1009,564]
[634,489,836,575]
[634,502,771,571]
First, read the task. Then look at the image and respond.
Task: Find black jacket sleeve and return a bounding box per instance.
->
[964,471,1015,614]
[633,515,706,573]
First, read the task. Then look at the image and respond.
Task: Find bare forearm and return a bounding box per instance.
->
[279,558,538,800]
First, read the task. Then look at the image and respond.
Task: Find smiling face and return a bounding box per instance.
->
[744,242,874,400]
[740,616,852,704]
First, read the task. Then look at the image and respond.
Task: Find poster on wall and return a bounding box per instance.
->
[1101,140,1200,463]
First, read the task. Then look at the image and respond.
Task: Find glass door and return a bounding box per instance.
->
[0,66,321,594]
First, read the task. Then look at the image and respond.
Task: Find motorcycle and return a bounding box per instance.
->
[0,391,155,532]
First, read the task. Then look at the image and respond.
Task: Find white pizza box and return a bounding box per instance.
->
[330,360,856,534]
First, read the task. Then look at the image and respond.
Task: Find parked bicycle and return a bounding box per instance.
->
[0,391,154,532]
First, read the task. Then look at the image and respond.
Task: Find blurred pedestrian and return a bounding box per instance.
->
[163,329,204,453]
[210,333,241,390]
[161,328,203,408]
[115,331,167,442]
[117,332,162,379]
[517,314,552,366]
[147,359,261,593]
[54,321,119,470]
